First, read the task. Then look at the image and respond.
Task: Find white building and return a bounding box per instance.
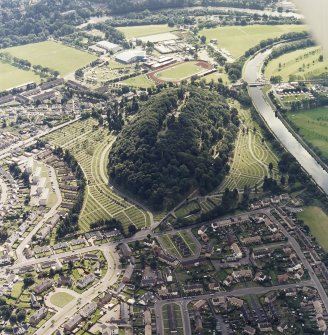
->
[95,41,122,53]
[115,50,146,64]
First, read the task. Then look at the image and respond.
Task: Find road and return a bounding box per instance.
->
[244,49,328,194]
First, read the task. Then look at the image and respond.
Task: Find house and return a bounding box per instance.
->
[122,264,134,283]
[313,300,323,314]
[80,302,97,318]
[12,324,30,335]
[34,278,53,294]
[277,273,289,284]
[30,307,48,325]
[98,292,112,307]
[258,323,273,332]
[120,302,130,322]
[63,314,83,332]
[223,275,234,287]
[277,322,288,333]
[208,282,220,291]
[227,297,244,308]
[101,324,119,335]
[212,297,227,310]
[180,258,207,269]
[76,273,96,289]
[157,253,179,267]
[244,326,256,335]
[193,300,207,310]
[183,284,203,294]
[119,243,132,258]
[231,242,242,258]
[264,291,278,304]
[141,266,157,287]
[232,269,252,281]
[144,310,152,325]
[194,311,203,333]
[58,276,72,287]
[30,293,41,309]
[241,236,262,245]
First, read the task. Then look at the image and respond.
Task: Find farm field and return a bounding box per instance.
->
[120,74,155,88]
[50,292,75,308]
[117,24,175,39]
[297,206,328,251]
[43,118,150,233]
[219,100,279,192]
[200,24,307,59]
[286,107,328,159]
[265,46,328,81]
[3,41,96,76]
[0,61,41,91]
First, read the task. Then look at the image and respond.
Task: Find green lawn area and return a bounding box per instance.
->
[3,41,96,76]
[265,46,328,81]
[11,282,24,299]
[0,61,41,91]
[201,70,230,85]
[297,206,328,251]
[286,107,328,159]
[120,74,154,88]
[117,24,175,39]
[200,24,307,59]
[156,62,204,81]
[50,292,75,308]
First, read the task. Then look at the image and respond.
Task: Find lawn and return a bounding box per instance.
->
[201,70,230,85]
[120,74,154,88]
[286,107,328,159]
[11,282,24,299]
[0,61,41,91]
[200,24,307,59]
[156,62,205,81]
[265,46,328,81]
[3,41,96,76]
[50,292,75,308]
[297,206,328,251]
[117,24,175,39]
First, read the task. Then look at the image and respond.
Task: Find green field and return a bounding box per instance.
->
[265,46,328,81]
[286,107,328,159]
[43,118,150,233]
[120,74,154,88]
[201,70,230,85]
[117,24,175,39]
[50,292,75,308]
[0,61,41,91]
[156,62,205,81]
[3,41,96,76]
[297,206,328,251]
[200,24,306,59]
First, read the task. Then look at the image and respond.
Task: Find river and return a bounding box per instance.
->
[244,49,328,194]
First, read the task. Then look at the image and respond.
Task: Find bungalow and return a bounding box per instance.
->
[122,264,134,283]
[244,326,256,335]
[232,270,252,281]
[227,297,244,308]
[231,243,242,259]
[58,276,72,287]
[212,297,227,310]
[193,300,207,310]
[119,243,132,258]
[184,284,203,294]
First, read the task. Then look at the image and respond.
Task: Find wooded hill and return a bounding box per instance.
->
[108,86,239,210]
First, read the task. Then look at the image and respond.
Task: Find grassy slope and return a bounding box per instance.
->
[117,24,175,39]
[286,107,328,159]
[265,46,328,81]
[3,41,96,76]
[200,25,306,59]
[0,61,41,91]
[297,206,328,251]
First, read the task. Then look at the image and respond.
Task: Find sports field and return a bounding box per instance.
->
[117,24,175,39]
[120,74,154,88]
[43,118,150,233]
[151,61,211,83]
[265,46,328,81]
[50,292,75,308]
[0,61,41,91]
[286,107,328,159]
[297,206,328,251]
[3,41,96,76]
[200,24,307,59]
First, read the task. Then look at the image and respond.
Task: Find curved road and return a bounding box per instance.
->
[244,49,328,194]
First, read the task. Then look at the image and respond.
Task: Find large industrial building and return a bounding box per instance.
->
[115,50,146,64]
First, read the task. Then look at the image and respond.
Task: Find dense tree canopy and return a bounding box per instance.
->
[109,86,239,210]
